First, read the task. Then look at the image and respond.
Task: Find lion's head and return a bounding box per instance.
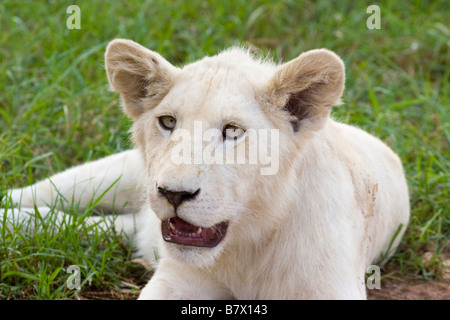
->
[105,39,345,267]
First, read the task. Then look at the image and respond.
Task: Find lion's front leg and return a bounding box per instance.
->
[2,150,145,236]
[138,259,232,300]
[7,149,144,214]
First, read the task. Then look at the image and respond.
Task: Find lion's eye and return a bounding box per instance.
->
[223,124,245,140]
[158,116,176,130]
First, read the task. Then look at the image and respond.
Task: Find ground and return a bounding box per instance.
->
[369,245,450,300]
[78,254,450,300]
[77,245,450,300]
[78,276,450,300]
[367,279,450,300]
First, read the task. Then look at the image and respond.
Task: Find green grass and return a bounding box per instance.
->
[0,0,449,299]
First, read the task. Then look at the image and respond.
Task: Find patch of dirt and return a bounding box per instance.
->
[367,279,450,300]
[79,289,140,300]
[369,244,450,300]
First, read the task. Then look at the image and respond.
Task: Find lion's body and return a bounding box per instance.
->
[3,40,409,299]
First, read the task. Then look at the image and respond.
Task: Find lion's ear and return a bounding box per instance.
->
[105,39,179,119]
[266,49,345,132]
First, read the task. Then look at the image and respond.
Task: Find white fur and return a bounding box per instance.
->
[2,40,410,299]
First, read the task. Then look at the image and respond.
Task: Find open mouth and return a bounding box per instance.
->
[161,217,229,248]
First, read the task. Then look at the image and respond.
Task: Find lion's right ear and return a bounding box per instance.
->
[262,49,345,133]
[105,39,179,119]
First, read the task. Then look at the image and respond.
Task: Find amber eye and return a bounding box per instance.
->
[223,124,245,140]
[158,116,176,130]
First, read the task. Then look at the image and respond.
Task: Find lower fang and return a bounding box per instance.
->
[169,222,175,230]
[197,227,202,234]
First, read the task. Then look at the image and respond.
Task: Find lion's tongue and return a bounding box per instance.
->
[171,217,203,234]
[161,217,228,248]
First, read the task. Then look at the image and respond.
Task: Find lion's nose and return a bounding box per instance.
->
[157,187,200,211]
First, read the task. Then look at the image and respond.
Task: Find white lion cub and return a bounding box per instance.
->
[4,39,409,299]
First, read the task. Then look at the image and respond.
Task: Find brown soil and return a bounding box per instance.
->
[368,244,450,300]
[367,278,450,300]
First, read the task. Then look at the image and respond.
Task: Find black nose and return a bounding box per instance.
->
[158,187,200,211]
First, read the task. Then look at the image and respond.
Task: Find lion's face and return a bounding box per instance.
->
[105,40,345,266]
[134,60,279,264]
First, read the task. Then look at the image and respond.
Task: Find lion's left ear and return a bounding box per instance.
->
[105,39,180,119]
[264,49,345,132]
